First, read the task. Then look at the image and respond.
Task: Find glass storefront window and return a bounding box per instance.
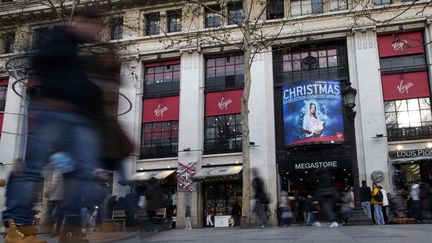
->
[385,98,432,128]
[204,114,242,154]
[141,121,178,158]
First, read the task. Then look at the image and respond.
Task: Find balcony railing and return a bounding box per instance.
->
[387,126,432,142]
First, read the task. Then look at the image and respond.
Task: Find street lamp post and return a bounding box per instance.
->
[342,84,360,209]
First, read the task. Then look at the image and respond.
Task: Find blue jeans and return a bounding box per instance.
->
[361,201,372,219]
[306,212,315,225]
[3,107,100,226]
[374,204,385,225]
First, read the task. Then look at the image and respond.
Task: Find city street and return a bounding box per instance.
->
[39,224,432,243]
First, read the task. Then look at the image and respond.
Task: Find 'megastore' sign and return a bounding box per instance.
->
[294,161,338,170]
[389,149,432,159]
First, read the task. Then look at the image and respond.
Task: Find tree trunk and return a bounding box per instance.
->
[241,27,252,227]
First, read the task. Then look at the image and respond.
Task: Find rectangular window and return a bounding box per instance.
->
[385,98,431,129]
[267,0,284,19]
[228,2,244,25]
[205,54,244,91]
[145,61,180,85]
[374,0,392,5]
[145,12,160,35]
[291,0,323,16]
[204,114,242,154]
[329,0,348,11]
[109,17,123,40]
[167,10,182,33]
[205,5,222,28]
[141,121,178,158]
[0,32,14,54]
[281,48,338,72]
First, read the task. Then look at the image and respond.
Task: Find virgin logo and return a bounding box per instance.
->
[392,38,408,51]
[154,104,168,117]
[218,97,233,111]
[397,79,414,95]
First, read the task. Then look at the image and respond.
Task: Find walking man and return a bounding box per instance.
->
[2,10,103,243]
[360,180,372,219]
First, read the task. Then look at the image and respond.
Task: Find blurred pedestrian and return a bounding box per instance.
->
[305,195,314,226]
[360,180,372,220]
[145,177,163,231]
[2,9,103,243]
[231,201,241,226]
[252,168,270,227]
[185,206,192,230]
[45,173,65,236]
[339,187,354,225]
[278,191,292,227]
[205,208,213,227]
[410,181,421,222]
[314,169,339,227]
[371,183,385,225]
[419,181,431,223]
[379,186,389,224]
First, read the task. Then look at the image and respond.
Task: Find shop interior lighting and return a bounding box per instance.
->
[396,145,404,150]
[427,142,432,148]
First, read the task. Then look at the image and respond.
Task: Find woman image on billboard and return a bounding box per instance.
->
[303,102,325,137]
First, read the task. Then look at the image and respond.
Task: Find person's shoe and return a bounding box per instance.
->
[329,222,339,228]
[5,219,47,243]
[313,221,321,227]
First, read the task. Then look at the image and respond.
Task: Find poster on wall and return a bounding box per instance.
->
[282,80,345,146]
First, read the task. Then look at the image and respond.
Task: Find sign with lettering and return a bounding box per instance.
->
[389,149,432,160]
[378,32,424,58]
[286,158,351,171]
[177,161,197,192]
[206,90,242,116]
[381,71,430,101]
[282,80,345,146]
[143,96,179,122]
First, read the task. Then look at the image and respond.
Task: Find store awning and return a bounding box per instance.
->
[193,165,242,182]
[131,169,176,181]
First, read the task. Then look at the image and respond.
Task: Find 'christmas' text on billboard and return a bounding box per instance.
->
[282,80,345,146]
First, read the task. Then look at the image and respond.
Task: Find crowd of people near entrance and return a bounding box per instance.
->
[251,168,432,228]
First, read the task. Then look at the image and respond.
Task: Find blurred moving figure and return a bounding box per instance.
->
[314,169,339,227]
[278,191,292,227]
[379,186,389,224]
[410,181,421,222]
[45,173,65,237]
[2,10,104,243]
[339,187,354,225]
[419,181,431,223]
[185,206,192,230]
[252,168,270,228]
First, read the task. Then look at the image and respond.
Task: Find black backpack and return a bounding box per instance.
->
[373,190,383,202]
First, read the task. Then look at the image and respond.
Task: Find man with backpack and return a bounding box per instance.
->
[360,180,372,220]
[371,183,385,225]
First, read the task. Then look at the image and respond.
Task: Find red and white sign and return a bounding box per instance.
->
[378,32,424,58]
[205,89,242,116]
[143,96,179,122]
[177,161,197,192]
[381,71,430,101]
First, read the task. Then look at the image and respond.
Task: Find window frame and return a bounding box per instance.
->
[267,0,285,20]
[145,12,161,36]
[329,0,348,11]
[109,16,124,40]
[167,10,182,33]
[290,0,323,17]
[384,98,432,129]
[205,53,245,91]
[204,113,242,154]
[374,0,392,6]
[228,1,244,25]
[32,26,50,49]
[1,32,14,54]
[141,121,179,159]
[205,5,222,28]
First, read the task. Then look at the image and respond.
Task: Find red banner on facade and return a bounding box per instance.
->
[378,32,424,58]
[205,89,243,116]
[0,79,8,86]
[143,96,179,122]
[381,71,430,101]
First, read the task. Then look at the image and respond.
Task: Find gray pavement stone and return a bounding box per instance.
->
[37,224,432,243]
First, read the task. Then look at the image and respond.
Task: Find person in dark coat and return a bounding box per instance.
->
[252,168,269,227]
[314,169,339,227]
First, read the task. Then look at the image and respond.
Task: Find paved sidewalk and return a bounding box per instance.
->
[36,224,432,243]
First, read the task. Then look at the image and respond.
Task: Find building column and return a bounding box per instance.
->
[177,50,205,228]
[114,59,143,197]
[249,49,278,225]
[347,29,390,191]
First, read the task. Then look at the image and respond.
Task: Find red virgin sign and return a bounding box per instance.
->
[378,32,424,58]
[381,71,430,101]
[205,89,242,116]
[0,114,4,134]
[143,96,179,122]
